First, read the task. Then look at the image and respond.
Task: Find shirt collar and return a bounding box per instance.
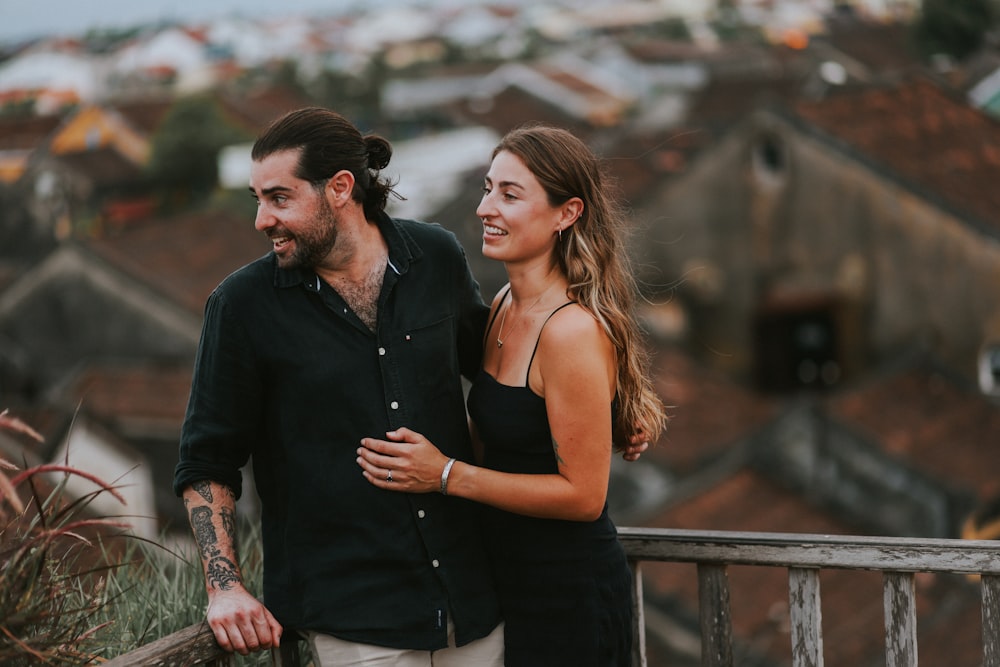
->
[270,211,423,290]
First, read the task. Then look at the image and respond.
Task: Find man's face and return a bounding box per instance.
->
[250,149,338,270]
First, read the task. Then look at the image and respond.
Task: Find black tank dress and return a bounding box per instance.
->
[466,303,633,667]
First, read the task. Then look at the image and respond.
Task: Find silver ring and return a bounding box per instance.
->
[386,470,393,483]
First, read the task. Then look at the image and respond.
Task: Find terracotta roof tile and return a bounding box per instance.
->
[0,113,63,151]
[646,347,779,474]
[793,78,1000,234]
[84,209,270,315]
[110,98,174,135]
[826,363,1000,503]
[65,363,192,424]
[54,147,143,187]
[215,86,316,135]
[821,17,918,75]
[689,75,803,133]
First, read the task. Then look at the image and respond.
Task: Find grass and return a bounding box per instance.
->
[90,518,276,665]
[1,409,285,665]
[0,410,129,665]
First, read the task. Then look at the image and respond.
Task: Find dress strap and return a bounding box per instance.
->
[525,301,576,384]
[484,285,512,349]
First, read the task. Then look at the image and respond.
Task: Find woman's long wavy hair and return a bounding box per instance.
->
[493,124,666,445]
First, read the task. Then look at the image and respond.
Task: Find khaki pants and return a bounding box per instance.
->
[307,621,504,667]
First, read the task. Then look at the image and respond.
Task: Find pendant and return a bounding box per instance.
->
[496,339,503,349]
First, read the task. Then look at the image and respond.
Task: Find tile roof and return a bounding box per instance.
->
[55,360,195,531]
[215,85,316,135]
[0,112,63,151]
[792,77,1000,235]
[109,97,174,135]
[687,74,804,135]
[645,346,779,475]
[83,208,270,315]
[51,146,144,187]
[455,84,595,138]
[820,16,919,76]
[825,360,1000,506]
[64,362,191,426]
[110,87,313,141]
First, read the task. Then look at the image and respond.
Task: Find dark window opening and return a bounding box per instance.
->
[754,299,841,393]
[754,133,785,176]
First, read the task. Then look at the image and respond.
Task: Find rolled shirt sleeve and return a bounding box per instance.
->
[173,288,260,498]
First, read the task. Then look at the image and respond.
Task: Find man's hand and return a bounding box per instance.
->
[183,480,282,655]
[206,587,283,655]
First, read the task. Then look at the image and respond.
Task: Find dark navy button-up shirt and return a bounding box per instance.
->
[173,213,498,650]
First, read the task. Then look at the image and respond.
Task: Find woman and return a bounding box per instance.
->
[357,124,665,666]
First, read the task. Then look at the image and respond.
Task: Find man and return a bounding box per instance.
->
[173,107,503,665]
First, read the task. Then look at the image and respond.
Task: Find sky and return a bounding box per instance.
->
[0,0,441,43]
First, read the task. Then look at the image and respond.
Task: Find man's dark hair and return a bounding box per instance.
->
[252,107,396,220]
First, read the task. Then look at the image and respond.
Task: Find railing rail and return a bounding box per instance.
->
[102,621,300,667]
[619,528,1000,667]
[104,528,1000,667]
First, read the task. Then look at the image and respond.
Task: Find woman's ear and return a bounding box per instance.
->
[559,197,584,232]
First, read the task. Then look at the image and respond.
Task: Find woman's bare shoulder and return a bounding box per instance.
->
[538,303,611,357]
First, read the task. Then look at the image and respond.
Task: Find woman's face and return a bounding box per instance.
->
[477,150,564,264]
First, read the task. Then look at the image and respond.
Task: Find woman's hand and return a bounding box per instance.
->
[620,438,648,462]
[358,427,451,493]
[616,427,650,462]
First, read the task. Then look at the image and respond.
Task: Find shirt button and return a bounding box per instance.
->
[390,401,399,410]
[378,347,386,356]
[417,510,426,518]
[432,559,440,568]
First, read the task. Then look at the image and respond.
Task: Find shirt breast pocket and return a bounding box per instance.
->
[404,315,460,398]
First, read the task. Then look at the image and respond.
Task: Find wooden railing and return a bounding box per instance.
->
[619,528,1000,667]
[104,528,1000,667]
[101,621,300,666]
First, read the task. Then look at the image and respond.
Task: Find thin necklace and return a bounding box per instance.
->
[496,286,551,349]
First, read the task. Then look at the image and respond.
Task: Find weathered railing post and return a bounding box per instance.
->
[788,567,823,667]
[697,563,732,667]
[629,560,647,667]
[984,574,1000,667]
[883,572,917,667]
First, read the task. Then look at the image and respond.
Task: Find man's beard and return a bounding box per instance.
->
[277,196,339,270]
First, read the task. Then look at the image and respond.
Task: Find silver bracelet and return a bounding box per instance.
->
[440,457,457,495]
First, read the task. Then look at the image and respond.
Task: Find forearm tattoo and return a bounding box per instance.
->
[192,480,214,503]
[207,555,242,590]
[220,506,237,545]
[189,499,243,590]
[191,506,218,559]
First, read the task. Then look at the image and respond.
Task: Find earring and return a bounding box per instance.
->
[558,228,562,242]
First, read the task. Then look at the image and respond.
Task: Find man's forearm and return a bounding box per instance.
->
[183,480,244,593]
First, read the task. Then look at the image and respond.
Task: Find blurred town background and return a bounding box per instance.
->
[1,0,999,664]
